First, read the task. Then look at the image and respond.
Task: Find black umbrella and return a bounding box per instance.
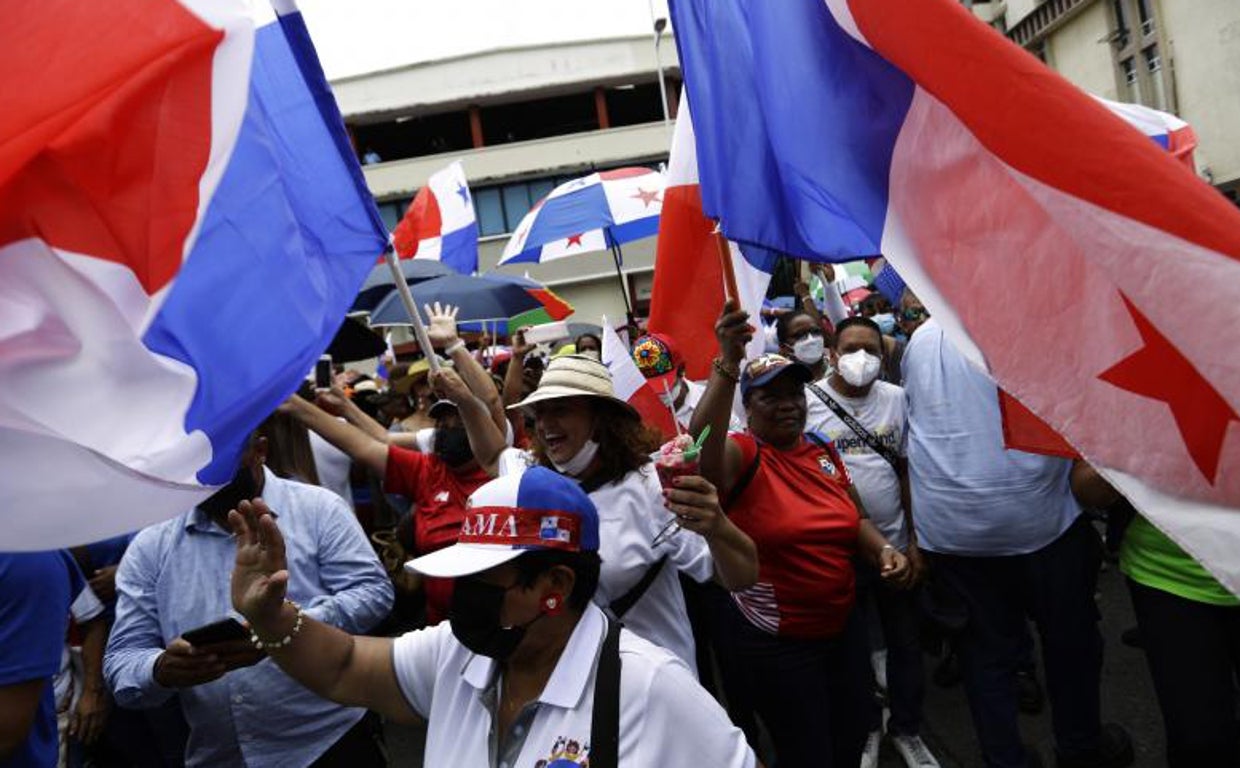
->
[352,259,455,312]
[325,316,386,363]
[369,274,544,326]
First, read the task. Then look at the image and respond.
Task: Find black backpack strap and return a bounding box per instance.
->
[589,617,623,768]
[805,382,900,467]
[724,448,762,509]
[609,556,667,619]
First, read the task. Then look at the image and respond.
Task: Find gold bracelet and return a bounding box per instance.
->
[712,357,740,383]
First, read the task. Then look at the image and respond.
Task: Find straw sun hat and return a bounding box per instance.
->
[508,354,639,419]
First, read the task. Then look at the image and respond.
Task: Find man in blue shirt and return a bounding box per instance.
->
[0,551,76,768]
[104,431,393,767]
[900,293,1132,768]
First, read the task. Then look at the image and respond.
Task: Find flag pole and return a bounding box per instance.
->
[712,222,740,305]
[605,229,636,324]
[382,243,441,373]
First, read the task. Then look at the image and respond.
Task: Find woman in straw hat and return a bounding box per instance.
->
[431,354,758,675]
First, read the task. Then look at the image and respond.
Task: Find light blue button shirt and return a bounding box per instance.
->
[902,319,1080,556]
[104,468,394,767]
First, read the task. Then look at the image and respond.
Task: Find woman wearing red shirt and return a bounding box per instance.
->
[691,301,912,768]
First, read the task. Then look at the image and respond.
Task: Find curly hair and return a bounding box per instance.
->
[527,399,661,486]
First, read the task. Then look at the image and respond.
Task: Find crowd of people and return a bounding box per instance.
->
[2,277,1237,768]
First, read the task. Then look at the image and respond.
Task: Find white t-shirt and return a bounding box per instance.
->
[902,319,1080,556]
[497,449,714,673]
[805,379,909,549]
[392,603,755,768]
[309,430,353,507]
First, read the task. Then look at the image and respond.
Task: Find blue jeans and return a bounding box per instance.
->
[925,515,1104,768]
[856,563,927,737]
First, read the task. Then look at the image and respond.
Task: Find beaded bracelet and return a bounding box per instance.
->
[712,357,740,383]
[249,600,304,651]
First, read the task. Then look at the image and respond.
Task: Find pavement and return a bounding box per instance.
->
[384,545,1166,767]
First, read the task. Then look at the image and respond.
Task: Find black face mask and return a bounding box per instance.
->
[198,463,259,520]
[434,427,474,467]
[450,576,542,660]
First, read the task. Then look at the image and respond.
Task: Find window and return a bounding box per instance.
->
[1144,46,1166,110]
[1120,57,1142,103]
[1031,40,1048,64]
[377,199,407,233]
[474,188,505,237]
[1136,0,1155,37]
[1111,0,1129,47]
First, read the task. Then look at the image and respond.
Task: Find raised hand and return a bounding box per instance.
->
[511,326,535,358]
[430,367,472,405]
[229,499,290,633]
[314,386,350,417]
[714,299,753,365]
[424,302,461,349]
[809,262,835,285]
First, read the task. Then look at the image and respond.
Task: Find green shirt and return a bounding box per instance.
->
[1121,515,1239,607]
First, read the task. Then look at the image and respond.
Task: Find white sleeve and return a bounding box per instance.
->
[822,280,850,325]
[390,623,454,718]
[635,657,756,768]
[496,447,533,477]
[415,428,435,453]
[71,584,104,624]
[504,418,515,447]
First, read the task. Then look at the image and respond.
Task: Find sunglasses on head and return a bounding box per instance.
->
[901,307,928,322]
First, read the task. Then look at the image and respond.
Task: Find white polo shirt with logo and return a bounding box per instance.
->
[391,603,755,768]
[497,449,714,674]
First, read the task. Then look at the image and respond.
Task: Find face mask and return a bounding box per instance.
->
[792,335,825,365]
[837,350,882,387]
[198,462,259,520]
[872,312,896,336]
[579,349,601,362]
[450,577,542,660]
[551,438,600,477]
[656,379,684,408]
[434,426,473,467]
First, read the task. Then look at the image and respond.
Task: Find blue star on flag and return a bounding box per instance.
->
[455,182,470,205]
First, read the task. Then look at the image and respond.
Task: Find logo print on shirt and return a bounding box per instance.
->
[536,736,590,767]
[818,454,837,476]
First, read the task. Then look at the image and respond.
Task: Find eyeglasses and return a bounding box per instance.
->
[900,307,928,322]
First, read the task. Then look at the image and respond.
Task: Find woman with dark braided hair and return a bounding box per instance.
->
[433,354,758,675]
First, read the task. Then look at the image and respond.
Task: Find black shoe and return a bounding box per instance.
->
[932,650,962,688]
[1055,723,1135,768]
[1016,668,1045,715]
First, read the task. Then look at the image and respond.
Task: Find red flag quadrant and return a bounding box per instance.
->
[601,318,678,441]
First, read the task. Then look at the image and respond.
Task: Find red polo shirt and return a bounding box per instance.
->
[385,446,491,622]
[726,432,861,639]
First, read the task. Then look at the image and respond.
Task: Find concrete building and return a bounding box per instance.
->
[332,33,680,327]
[968,0,1240,201]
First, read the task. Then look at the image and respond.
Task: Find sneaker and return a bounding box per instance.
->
[860,730,882,768]
[1016,668,1045,715]
[1055,723,1135,768]
[891,733,941,768]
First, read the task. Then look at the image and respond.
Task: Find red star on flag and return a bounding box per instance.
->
[565,233,584,247]
[631,188,661,207]
[1099,294,1238,484]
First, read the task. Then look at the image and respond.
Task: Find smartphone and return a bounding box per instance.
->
[314,354,333,390]
[182,618,248,647]
[523,321,571,346]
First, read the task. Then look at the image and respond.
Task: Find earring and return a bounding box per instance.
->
[543,593,565,616]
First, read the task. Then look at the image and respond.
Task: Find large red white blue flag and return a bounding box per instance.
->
[391,160,479,274]
[647,95,776,381]
[670,0,1240,591]
[1,0,388,548]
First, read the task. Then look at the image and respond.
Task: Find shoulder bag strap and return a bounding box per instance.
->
[805,382,900,468]
[589,617,623,768]
[609,556,667,619]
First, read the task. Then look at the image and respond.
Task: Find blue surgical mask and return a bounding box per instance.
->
[872,312,896,336]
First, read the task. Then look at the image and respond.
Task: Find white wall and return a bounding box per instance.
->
[1160,0,1240,185]
[1047,2,1119,99]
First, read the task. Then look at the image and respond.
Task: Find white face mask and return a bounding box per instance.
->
[551,438,600,477]
[836,350,882,387]
[657,379,685,408]
[792,335,825,366]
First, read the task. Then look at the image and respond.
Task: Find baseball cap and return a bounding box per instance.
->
[406,467,600,578]
[632,333,683,393]
[739,353,812,398]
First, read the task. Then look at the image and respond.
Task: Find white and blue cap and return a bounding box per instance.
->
[406,466,600,578]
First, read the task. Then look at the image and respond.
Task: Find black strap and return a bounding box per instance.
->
[589,617,622,768]
[806,383,900,467]
[724,449,762,509]
[609,556,667,619]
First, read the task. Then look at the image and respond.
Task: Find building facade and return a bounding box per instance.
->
[970,0,1240,201]
[332,34,680,327]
